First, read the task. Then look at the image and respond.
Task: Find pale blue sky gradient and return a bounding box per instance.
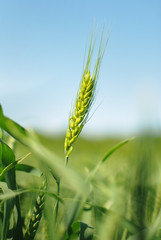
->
[0,0,161,137]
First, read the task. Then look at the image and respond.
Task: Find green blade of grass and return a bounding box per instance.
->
[88,138,134,181]
[0,182,15,240]
[0,152,41,179]
[0,186,63,203]
[102,138,133,163]
[0,140,23,239]
[15,163,42,176]
[0,105,27,144]
[0,163,42,180]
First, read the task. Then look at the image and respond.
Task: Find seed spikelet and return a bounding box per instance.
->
[64,29,109,164]
[24,180,47,240]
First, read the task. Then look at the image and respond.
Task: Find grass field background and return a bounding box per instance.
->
[10,132,161,239]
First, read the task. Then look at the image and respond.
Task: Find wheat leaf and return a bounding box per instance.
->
[88,138,134,180]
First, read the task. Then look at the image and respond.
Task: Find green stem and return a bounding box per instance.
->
[49,168,61,226]
[65,156,68,167]
[54,154,68,225]
[13,196,23,240]
[55,179,60,225]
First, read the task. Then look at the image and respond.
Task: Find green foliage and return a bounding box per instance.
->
[0,104,161,240]
[65,221,94,240]
[0,101,136,240]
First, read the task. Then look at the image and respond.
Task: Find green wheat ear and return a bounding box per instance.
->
[64,29,108,165]
[24,180,46,240]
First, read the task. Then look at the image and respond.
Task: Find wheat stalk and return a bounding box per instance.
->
[64,30,108,164]
[24,181,46,240]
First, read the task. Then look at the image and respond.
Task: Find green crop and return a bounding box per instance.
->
[0,29,161,240]
[64,30,107,164]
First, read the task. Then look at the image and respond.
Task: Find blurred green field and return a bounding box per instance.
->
[14,134,134,184]
[1,130,161,240]
[15,133,161,179]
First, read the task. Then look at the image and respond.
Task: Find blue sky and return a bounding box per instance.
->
[0,0,161,137]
